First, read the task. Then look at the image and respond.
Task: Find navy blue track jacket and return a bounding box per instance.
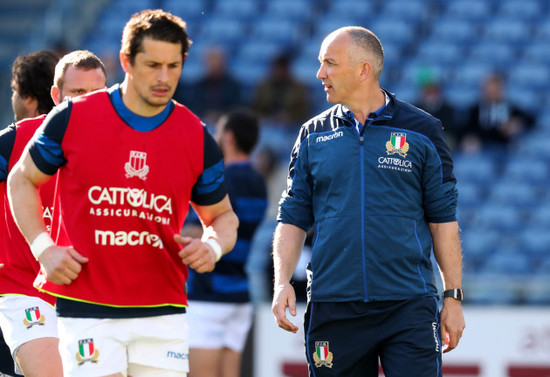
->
[278,90,458,303]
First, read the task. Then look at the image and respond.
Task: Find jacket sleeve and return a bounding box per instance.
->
[277,125,314,231]
[423,119,458,223]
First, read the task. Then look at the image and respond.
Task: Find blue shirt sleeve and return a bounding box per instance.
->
[190,127,227,205]
[28,101,71,175]
[277,125,314,231]
[423,119,458,223]
[0,124,16,181]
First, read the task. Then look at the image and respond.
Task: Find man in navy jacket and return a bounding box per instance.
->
[271,26,465,377]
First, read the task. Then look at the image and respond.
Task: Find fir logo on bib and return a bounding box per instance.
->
[76,338,100,365]
[125,150,149,180]
[313,341,333,368]
[23,307,45,329]
[386,132,409,158]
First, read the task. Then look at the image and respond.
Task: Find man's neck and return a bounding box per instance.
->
[224,151,249,165]
[347,87,386,125]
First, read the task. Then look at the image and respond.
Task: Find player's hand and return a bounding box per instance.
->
[272,282,299,333]
[38,246,88,285]
[0,263,3,269]
[440,298,466,353]
[174,234,216,273]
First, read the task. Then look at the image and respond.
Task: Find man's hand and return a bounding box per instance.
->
[440,298,466,353]
[38,246,88,285]
[272,282,299,334]
[174,234,217,273]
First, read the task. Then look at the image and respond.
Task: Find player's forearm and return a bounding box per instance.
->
[430,221,463,290]
[273,223,307,286]
[7,166,48,244]
[202,209,239,255]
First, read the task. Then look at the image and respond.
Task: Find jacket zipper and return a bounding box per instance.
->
[359,130,368,301]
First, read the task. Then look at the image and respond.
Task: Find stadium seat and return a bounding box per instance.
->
[460,228,500,263]
[450,62,493,88]
[508,63,550,91]
[369,19,416,45]
[453,154,497,184]
[528,204,550,229]
[230,60,269,88]
[534,19,550,40]
[468,42,517,67]
[265,0,315,22]
[498,0,543,20]
[379,0,429,22]
[518,228,550,257]
[444,85,479,109]
[416,40,464,65]
[472,204,522,231]
[444,0,493,20]
[501,158,549,184]
[211,0,259,21]
[483,18,532,44]
[481,250,532,275]
[521,42,550,64]
[488,182,539,208]
[234,41,284,67]
[163,0,208,20]
[429,17,479,44]
[314,15,363,40]
[249,16,302,46]
[198,17,248,45]
[326,0,376,21]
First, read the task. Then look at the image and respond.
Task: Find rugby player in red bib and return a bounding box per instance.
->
[0,50,106,377]
[8,9,238,377]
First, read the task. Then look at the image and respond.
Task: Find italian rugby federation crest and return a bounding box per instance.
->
[125,150,149,180]
[23,307,45,329]
[312,341,333,368]
[386,132,409,158]
[76,338,100,365]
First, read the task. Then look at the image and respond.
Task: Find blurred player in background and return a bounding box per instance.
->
[272,26,465,377]
[0,49,106,377]
[8,9,238,377]
[182,109,267,377]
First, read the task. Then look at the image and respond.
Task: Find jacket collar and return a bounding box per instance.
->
[333,88,395,126]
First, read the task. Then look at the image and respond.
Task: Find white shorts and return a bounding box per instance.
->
[187,301,253,352]
[0,295,58,375]
[0,296,58,355]
[58,313,188,377]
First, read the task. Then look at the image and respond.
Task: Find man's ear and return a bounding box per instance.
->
[120,52,131,73]
[22,96,39,118]
[359,61,372,82]
[51,86,60,106]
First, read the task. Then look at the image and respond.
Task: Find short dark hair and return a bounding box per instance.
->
[54,50,106,91]
[219,109,260,155]
[11,50,59,114]
[121,9,192,64]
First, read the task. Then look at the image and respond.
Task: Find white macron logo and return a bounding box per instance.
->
[316,131,343,143]
[95,230,164,249]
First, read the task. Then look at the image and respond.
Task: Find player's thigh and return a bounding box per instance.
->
[380,297,442,377]
[16,337,62,377]
[189,348,223,377]
[304,302,379,377]
[220,348,242,377]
